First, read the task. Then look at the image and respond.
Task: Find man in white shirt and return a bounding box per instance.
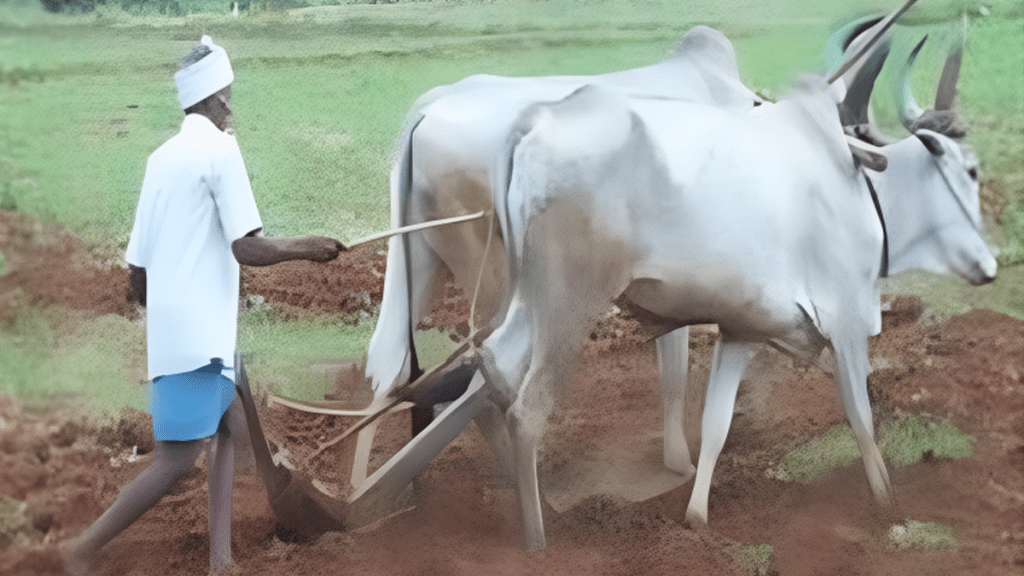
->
[65,36,345,575]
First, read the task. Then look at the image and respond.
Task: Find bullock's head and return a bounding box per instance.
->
[881,34,997,285]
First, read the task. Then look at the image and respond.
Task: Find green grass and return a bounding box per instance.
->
[880,415,974,464]
[1,1,1019,249]
[1,0,1022,406]
[0,299,385,412]
[767,423,862,483]
[236,304,456,403]
[888,519,959,550]
[236,305,374,401]
[767,416,975,483]
[727,543,776,576]
[880,266,1024,323]
[0,495,35,549]
[0,303,147,413]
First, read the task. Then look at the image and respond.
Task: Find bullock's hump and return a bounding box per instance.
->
[670,25,741,82]
[523,84,637,158]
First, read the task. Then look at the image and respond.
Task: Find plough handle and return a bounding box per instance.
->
[235,352,291,497]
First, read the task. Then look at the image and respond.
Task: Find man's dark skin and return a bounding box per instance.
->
[128,85,346,306]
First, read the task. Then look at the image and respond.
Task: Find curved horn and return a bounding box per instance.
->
[840,37,891,125]
[824,13,885,72]
[841,15,886,52]
[895,35,928,132]
[828,0,918,85]
[934,18,965,110]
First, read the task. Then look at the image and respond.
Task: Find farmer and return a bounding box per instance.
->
[64,35,346,575]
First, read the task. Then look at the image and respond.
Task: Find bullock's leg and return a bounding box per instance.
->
[685,338,757,526]
[832,339,894,508]
[656,327,695,478]
[477,299,541,548]
[483,254,631,550]
[473,400,516,479]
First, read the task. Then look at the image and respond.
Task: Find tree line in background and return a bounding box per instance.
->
[39,0,248,15]
[38,0,404,16]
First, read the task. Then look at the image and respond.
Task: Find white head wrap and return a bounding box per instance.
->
[174,35,234,110]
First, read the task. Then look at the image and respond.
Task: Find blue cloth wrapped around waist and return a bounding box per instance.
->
[149,357,236,441]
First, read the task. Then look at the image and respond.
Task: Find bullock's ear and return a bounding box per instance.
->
[917,131,946,156]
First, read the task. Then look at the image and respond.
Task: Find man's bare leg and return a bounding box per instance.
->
[208,399,244,570]
[65,439,206,574]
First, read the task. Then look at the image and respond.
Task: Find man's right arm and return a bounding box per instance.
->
[231,230,346,267]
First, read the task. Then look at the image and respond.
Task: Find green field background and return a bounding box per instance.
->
[1,0,1022,413]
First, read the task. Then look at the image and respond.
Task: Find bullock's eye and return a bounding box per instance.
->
[967,167,979,180]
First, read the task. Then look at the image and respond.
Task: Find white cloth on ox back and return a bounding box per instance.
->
[126,113,263,381]
[175,35,234,110]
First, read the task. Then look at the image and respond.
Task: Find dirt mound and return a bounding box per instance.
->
[1,211,1022,574]
[2,295,1022,575]
[240,243,388,317]
[0,211,134,320]
[0,210,393,321]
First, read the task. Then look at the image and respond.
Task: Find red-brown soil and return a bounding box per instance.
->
[1,210,1022,575]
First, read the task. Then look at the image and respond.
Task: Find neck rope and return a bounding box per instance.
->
[863,170,889,278]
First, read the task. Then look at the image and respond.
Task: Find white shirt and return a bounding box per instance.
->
[126,114,262,380]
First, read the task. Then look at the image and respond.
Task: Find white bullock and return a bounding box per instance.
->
[475,55,996,548]
[366,25,763,468]
[366,24,759,401]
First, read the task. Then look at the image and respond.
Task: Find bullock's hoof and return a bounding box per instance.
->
[665,460,696,482]
[60,539,94,576]
[208,562,244,576]
[683,510,710,532]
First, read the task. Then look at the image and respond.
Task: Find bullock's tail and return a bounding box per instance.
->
[367,76,506,402]
[365,114,425,400]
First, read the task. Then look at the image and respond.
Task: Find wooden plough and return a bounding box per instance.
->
[237,212,491,537]
[237,345,486,537]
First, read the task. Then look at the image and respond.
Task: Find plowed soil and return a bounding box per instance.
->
[1,210,1022,576]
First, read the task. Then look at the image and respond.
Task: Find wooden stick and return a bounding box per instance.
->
[828,0,918,85]
[346,211,489,249]
[302,340,475,465]
[267,394,415,417]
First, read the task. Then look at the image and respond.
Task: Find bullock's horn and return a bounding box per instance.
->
[895,34,967,138]
[840,37,891,126]
[828,0,918,85]
[895,35,928,131]
[840,15,886,53]
[934,16,966,110]
[824,13,885,72]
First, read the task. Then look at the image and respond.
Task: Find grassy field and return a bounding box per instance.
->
[1,0,1022,412]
